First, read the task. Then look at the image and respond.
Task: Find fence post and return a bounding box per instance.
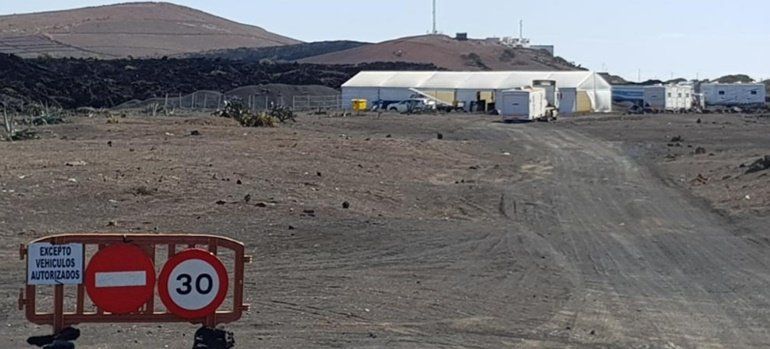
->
[203,94,208,111]
[191,92,196,109]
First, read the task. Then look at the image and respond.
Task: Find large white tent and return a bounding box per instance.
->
[341,71,612,113]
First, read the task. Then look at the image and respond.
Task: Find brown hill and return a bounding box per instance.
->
[300,34,581,71]
[599,72,628,85]
[713,74,755,83]
[0,2,299,58]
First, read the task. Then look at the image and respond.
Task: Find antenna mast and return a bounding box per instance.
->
[432,0,437,34]
[519,19,524,41]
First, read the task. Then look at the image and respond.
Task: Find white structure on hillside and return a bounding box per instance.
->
[496,20,555,56]
[341,71,612,114]
[700,83,766,106]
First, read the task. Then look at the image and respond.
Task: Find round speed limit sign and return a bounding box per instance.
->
[158,249,229,319]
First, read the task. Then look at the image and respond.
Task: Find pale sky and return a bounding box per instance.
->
[1,0,768,82]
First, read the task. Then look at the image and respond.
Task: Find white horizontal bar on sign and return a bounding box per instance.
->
[95,271,147,288]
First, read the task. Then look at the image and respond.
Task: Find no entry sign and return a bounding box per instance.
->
[159,249,228,319]
[85,244,156,315]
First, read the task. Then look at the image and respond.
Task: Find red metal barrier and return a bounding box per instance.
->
[19,234,251,334]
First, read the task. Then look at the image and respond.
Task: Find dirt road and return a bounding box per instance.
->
[0,114,768,348]
[494,124,770,348]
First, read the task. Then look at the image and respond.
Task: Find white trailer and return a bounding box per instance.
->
[645,85,693,111]
[500,88,547,121]
[701,83,766,107]
[613,85,693,111]
[665,85,694,110]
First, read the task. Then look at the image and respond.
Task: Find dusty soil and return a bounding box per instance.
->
[0,112,768,348]
[560,113,770,234]
[0,2,298,58]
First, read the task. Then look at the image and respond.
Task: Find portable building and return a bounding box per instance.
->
[341,71,612,113]
[613,85,694,111]
[701,83,766,106]
[663,85,694,110]
[533,80,559,109]
[500,88,547,121]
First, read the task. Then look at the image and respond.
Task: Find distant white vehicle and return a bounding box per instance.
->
[500,87,550,122]
[387,98,436,113]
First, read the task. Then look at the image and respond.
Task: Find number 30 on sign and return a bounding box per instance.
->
[158,249,229,319]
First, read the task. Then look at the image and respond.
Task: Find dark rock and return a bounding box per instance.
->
[342,201,350,209]
[670,135,684,142]
[131,186,157,196]
[43,341,75,349]
[696,118,702,124]
[243,194,251,203]
[190,130,201,136]
[215,200,227,205]
[0,54,439,110]
[745,155,770,174]
[192,326,234,349]
[437,132,444,140]
[236,179,242,185]
[695,147,707,155]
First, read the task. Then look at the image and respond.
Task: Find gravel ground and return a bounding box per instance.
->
[0,112,768,348]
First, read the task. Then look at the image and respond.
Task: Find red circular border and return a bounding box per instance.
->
[158,248,229,319]
[84,243,156,315]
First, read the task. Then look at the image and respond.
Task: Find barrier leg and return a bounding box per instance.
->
[28,326,79,348]
[192,326,234,349]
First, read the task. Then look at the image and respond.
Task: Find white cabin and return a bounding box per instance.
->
[701,83,766,106]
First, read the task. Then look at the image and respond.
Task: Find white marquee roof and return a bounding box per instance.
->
[342,71,611,91]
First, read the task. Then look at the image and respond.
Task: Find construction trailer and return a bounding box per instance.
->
[499,87,547,121]
[700,83,766,107]
[612,85,694,111]
[533,80,559,109]
[341,71,612,114]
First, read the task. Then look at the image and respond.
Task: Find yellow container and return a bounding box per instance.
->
[352,99,367,111]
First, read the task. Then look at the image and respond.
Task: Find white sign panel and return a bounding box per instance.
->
[27,243,84,285]
[167,259,220,310]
